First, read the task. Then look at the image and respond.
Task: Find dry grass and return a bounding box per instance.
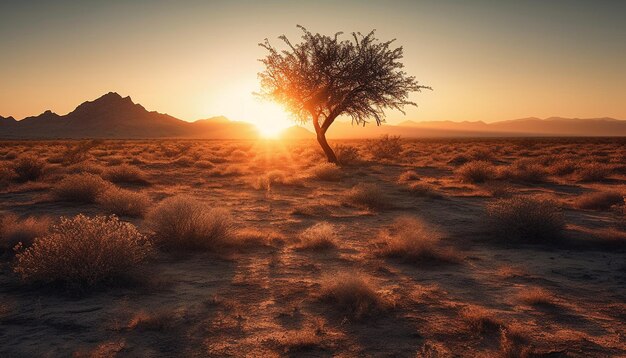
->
[459,305,503,334]
[367,134,403,160]
[0,214,51,251]
[377,217,459,265]
[146,195,235,251]
[577,163,613,182]
[517,287,556,307]
[96,187,152,218]
[308,163,342,181]
[397,170,420,183]
[457,160,496,184]
[402,182,442,198]
[52,173,113,203]
[334,144,360,165]
[500,159,547,183]
[486,196,564,244]
[344,183,391,210]
[574,191,624,211]
[297,222,338,250]
[14,215,153,290]
[319,272,390,319]
[103,164,149,185]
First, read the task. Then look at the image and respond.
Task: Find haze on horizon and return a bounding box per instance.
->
[1,0,625,131]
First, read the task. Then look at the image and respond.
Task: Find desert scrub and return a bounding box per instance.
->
[576,162,613,182]
[377,217,459,264]
[0,214,51,251]
[146,195,235,251]
[12,155,47,182]
[97,186,152,218]
[103,164,149,185]
[500,159,548,183]
[308,163,342,181]
[297,222,338,250]
[367,134,403,160]
[319,272,391,319]
[574,191,624,211]
[14,215,153,290]
[402,182,442,198]
[52,173,113,203]
[486,196,565,244]
[344,183,391,210]
[456,160,496,184]
[334,144,360,166]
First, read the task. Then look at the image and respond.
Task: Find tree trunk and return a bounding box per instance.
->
[316,131,338,164]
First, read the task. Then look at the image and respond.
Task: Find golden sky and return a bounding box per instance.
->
[1,0,625,130]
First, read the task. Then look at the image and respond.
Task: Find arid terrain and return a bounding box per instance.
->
[0,137,624,357]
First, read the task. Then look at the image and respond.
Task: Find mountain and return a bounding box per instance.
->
[0,92,258,139]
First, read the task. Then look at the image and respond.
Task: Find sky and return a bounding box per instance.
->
[1,0,625,131]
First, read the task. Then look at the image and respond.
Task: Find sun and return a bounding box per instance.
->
[252,102,293,139]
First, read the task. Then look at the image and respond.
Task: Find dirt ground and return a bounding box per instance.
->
[0,137,624,357]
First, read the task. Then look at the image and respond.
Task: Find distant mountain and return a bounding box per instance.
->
[0,92,258,139]
[2,92,624,139]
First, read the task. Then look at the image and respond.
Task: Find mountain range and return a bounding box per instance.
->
[1,92,625,139]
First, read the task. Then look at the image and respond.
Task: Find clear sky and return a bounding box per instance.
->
[1,0,625,130]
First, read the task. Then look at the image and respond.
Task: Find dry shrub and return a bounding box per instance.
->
[252,170,303,190]
[486,196,564,244]
[501,160,548,183]
[0,164,15,187]
[127,310,177,331]
[207,164,248,177]
[229,149,249,162]
[14,215,153,290]
[103,164,149,185]
[97,187,151,218]
[0,214,51,251]
[499,326,533,358]
[319,272,390,319]
[398,170,420,183]
[146,195,235,251]
[309,163,342,181]
[291,203,333,217]
[368,134,403,160]
[344,183,391,210]
[65,162,105,175]
[460,305,503,335]
[576,163,613,182]
[334,144,360,165]
[274,328,324,354]
[377,217,459,264]
[548,159,577,176]
[297,222,338,250]
[53,173,113,203]
[403,182,442,198]
[456,160,496,184]
[517,287,555,306]
[234,228,283,247]
[574,191,624,211]
[12,155,47,182]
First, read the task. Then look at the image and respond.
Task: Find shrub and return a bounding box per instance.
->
[456,161,496,184]
[297,222,338,250]
[308,163,342,181]
[344,183,391,210]
[517,287,555,306]
[97,187,152,218]
[486,196,564,244]
[334,144,360,165]
[53,173,113,203]
[103,164,149,185]
[574,191,624,211]
[14,215,153,290]
[319,272,390,319]
[577,163,613,182]
[501,160,548,183]
[12,156,47,182]
[367,135,403,160]
[377,217,459,264]
[459,306,503,334]
[397,170,420,183]
[548,159,577,176]
[0,214,51,251]
[402,182,442,198]
[146,195,235,251]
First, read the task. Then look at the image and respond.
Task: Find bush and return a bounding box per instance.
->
[297,222,338,250]
[456,161,496,184]
[402,182,442,198]
[368,135,403,160]
[577,163,613,182]
[103,164,149,185]
[344,183,391,210]
[53,173,112,203]
[397,170,420,183]
[146,195,235,251]
[574,191,624,211]
[319,272,390,319]
[14,215,153,290]
[97,187,152,218]
[501,160,548,183]
[377,217,458,264]
[0,214,51,251]
[12,156,47,182]
[308,163,342,181]
[486,196,565,244]
[334,144,360,165]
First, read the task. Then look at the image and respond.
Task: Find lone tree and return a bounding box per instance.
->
[257,25,430,163]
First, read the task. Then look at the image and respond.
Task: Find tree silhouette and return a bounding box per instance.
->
[257,25,431,163]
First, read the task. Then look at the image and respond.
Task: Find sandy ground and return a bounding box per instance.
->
[0,138,624,357]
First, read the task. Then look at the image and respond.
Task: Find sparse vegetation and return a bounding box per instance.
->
[0,214,51,251]
[368,135,404,160]
[14,215,153,290]
[308,162,342,181]
[12,155,47,182]
[319,272,390,319]
[457,160,496,184]
[344,183,391,210]
[297,222,338,250]
[103,164,149,185]
[574,191,624,211]
[53,173,113,203]
[96,187,151,217]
